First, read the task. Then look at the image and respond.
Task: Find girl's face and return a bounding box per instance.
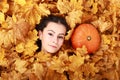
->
[39,22,66,54]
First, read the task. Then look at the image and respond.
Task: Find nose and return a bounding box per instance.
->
[53,36,58,44]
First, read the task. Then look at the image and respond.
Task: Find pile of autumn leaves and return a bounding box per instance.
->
[0,0,120,80]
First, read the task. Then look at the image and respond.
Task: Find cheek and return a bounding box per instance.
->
[58,39,64,47]
[41,34,49,45]
[42,36,50,44]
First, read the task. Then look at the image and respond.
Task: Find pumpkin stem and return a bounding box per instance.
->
[87,36,91,41]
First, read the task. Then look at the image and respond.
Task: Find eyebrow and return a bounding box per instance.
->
[48,30,65,35]
[48,30,55,33]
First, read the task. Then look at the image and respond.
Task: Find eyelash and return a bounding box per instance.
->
[58,36,64,39]
[48,33,53,36]
[48,33,64,39]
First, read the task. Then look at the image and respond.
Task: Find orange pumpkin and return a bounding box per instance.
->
[71,24,101,54]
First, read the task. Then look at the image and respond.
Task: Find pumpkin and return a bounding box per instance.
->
[71,24,101,54]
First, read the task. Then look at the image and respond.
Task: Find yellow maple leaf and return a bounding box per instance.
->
[16,2,50,29]
[1,16,14,29]
[15,59,28,73]
[0,18,30,48]
[80,63,98,77]
[36,51,51,62]
[0,48,5,61]
[0,0,9,13]
[57,0,71,14]
[12,14,17,22]
[28,29,38,41]
[65,29,73,40]
[15,42,25,53]
[0,12,5,24]
[68,52,85,71]
[0,29,14,48]
[14,0,26,6]
[57,0,83,14]
[15,41,35,56]
[91,2,98,14]
[102,34,111,45]
[0,48,8,66]
[38,3,51,16]
[92,17,112,32]
[24,40,38,56]
[50,52,69,73]
[65,10,82,28]
[33,63,44,79]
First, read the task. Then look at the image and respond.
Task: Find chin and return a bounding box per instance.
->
[47,50,58,54]
[48,51,56,54]
[45,48,59,54]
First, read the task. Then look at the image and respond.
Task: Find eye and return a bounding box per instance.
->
[48,33,53,36]
[58,36,64,39]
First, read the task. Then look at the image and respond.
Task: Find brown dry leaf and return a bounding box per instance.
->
[95,51,118,72]
[57,0,83,27]
[33,63,44,80]
[57,0,83,14]
[100,33,119,50]
[15,30,38,56]
[27,29,38,41]
[0,48,8,66]
[36,51,51,62]
[91,53,103,63]
[14,59,28,74]
[57,0,71,14]
[16,29,38,56]
[0,18,30,48]
[68,71,84,80]
[80,63,99,77]
[0,70,22,80]
[65,10,82,28]
[38,3,51,16]
[68,50,85,72]
[84,0,94,9]
[25,29,38,55]
[97,69,119,80]
[13,19,31,42]
[27,73,39,80]
[0,48,5,60]
[0,29,14,48]
[1,16,14,29]
[84,0,98,14]
[75,46,88,56]
[15,2,50,29]
[107,1,120,26]
[50,52,69,73]
[101,34,111,45]
[44,68,67,80]
[110,33,120,49]
[0,0,9,13]
[92,17,113,32]
[14,0,26,6]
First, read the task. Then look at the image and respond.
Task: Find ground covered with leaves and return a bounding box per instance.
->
[0,0,120,80]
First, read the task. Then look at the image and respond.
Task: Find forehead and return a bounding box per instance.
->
[44,22,66,33]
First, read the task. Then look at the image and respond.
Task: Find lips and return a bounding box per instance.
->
[49,45,57,48]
